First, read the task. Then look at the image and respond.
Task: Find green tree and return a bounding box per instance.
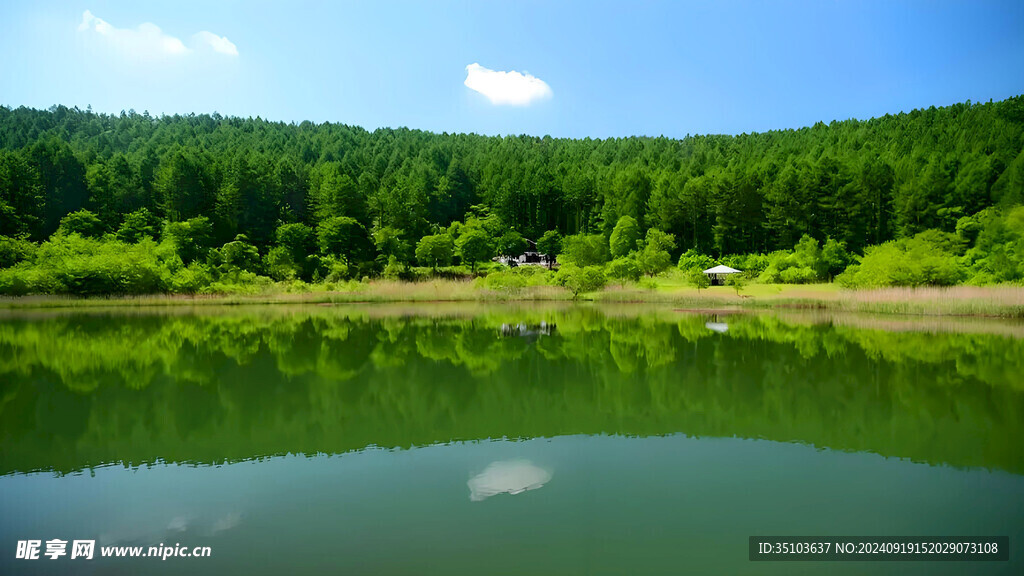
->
[456,227,493,271]
[559,234,610,267]
[155,148,215,222]
[688,269,711,292]
[820,236,851,281]
[116,208,157,243]
[312,164,367,223]
[0,235,36,268]
[216,234,261,273]
[677,249,716,273]
[609,215,641,258]
[495,231,528,261]
[381,254,405,280]
[57,209,103,238]
[0,150,43,238]
[265,223,315,281]
[726,274,747,296]
[277,223,316,261]
[28,138,88,237]
[164,217,215,265]
[637,228,675,276]
[536,230,562,268]
[415,234,455,270]
[0,97,1021,296]
[317,216,370,262]
[962,206,1024,283]
[555,263,607,298]
[638,245,673,277]
[265,247,300,281]
[85,154,147,228]
[215,154,281,246]
[372,226,411,265]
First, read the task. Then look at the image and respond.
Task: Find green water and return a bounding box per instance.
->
[1,304,1022,574]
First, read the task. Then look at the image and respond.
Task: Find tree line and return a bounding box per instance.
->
[0,96,1022,294]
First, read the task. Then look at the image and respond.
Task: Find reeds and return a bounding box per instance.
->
[1,282,1022,318]
[830,285,1024,318]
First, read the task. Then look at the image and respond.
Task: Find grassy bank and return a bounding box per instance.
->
[1,278,1022,318]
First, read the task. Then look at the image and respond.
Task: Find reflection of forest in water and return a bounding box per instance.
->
[1,305,1021,475]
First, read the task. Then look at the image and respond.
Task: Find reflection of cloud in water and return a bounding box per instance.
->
[210,511,242,534]
[705,322,729,333]
[468,460,552,502]
[99,511,243,546]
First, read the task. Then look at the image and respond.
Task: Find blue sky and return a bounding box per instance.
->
[1,0,1022,138]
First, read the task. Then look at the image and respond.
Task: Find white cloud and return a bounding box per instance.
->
[464,63,552,106]
[194,31,239,56]
[78,10,237,59]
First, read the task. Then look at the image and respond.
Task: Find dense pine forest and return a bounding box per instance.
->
[0,96,1023,295]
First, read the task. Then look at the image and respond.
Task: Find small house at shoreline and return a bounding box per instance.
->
[702,265,742,286]
[496,239,555,268]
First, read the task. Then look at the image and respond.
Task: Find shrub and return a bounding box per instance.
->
[759,251,813,284]
[555,263,606,298]
[8,235,166,295]
[677,249,716,273]
[381,255,404,280]
[836,231,967,288]
[759,237,822,284]
[57,209,104,238]
[961,206,1024,284]
[116,208,158,243]
[480,265,553,291]
[720,253,768,278]
[372,225,412,266]
[0,266,34,296]
[205,271,272,295]
[779,265,818,284]
[264,246,300,281]
[480,269,527,292]
[726,274,748,296]
[559,234,610,267]
[606,256,641,283]
[688,269,710,291]
[168,262,213,293]
[756,235,848,284]
[164,217,214,265]
[0,235,36,268]
[319,255,350,282]
[215,234,262,274]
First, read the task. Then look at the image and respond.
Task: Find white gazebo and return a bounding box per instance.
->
[702,265,742,286]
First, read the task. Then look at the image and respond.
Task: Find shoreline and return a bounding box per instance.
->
[0,281,1022,318]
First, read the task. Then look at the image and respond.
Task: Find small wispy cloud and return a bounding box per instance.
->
[194,31,239,56]
[78,10,238,59]
[464,63,552,106]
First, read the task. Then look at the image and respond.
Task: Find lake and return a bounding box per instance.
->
[1,304,1022,575]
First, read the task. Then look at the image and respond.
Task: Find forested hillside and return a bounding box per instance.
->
[0,97,1022,294]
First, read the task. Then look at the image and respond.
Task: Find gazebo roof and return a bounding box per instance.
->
[702,265,742,274]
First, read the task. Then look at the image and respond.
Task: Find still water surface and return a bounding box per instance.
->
[1,304,1022,574]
